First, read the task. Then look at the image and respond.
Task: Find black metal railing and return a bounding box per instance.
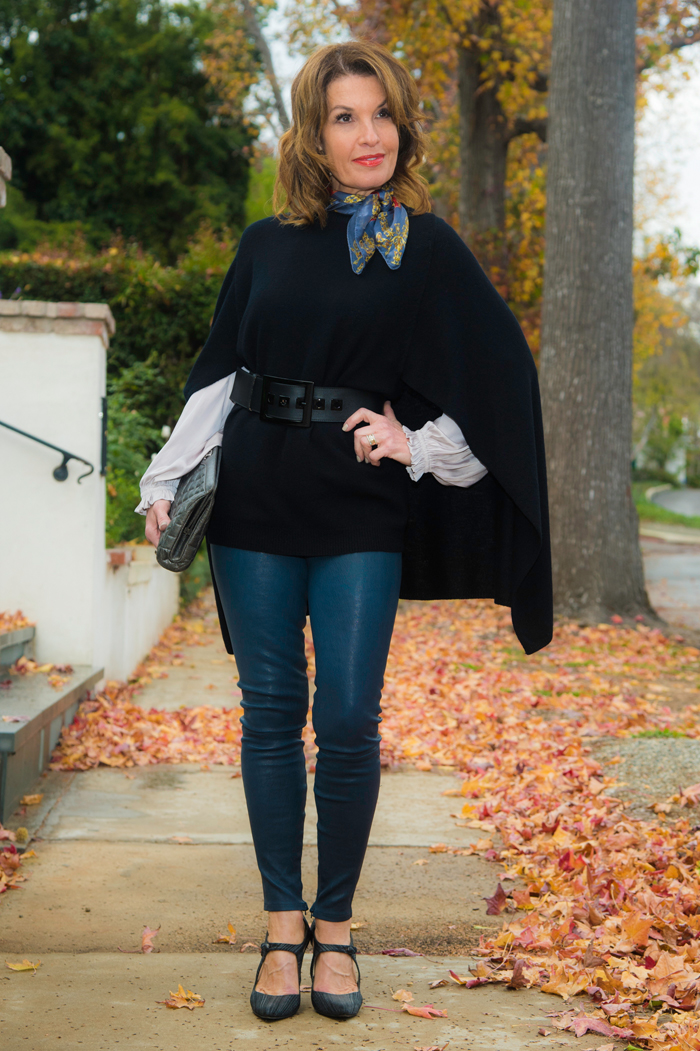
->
[0,418,95,483]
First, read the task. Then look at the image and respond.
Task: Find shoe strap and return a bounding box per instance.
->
[260,918,312,960]
[261,940,306,956]
[312,941,357,958]
[310,935,361,984]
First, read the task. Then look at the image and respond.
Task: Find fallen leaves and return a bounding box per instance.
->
[0,610,34,632]
[382,948,424,957]
[374,601,700,1047]
[6,959,40,973]
[156,984,205,1010]
[118,925,160,954]
[19,794,43,807]
[10,656,73,689]
[141,926,160,953]
[213,923,236,945]
[402,1003,448,1019]
[0,835,27,893]
[483,882,508,915]
[552,1010,633,1039]
[50,599,245,770]
[392,988,414,1002]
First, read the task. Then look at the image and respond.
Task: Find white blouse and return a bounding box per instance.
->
[135,373,488,513]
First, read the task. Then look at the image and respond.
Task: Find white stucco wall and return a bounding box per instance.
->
[102,547,180,682]
[0,301,180,677]
[0,323,107,665]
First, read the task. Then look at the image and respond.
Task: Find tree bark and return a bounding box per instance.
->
[457,46,509,237]
[539,0,649,620]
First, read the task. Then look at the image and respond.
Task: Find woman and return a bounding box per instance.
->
[137,40,552,1023]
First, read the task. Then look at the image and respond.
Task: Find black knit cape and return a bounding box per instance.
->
[185,212,553,655]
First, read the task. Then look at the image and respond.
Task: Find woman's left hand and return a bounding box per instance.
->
[342,400,411,467]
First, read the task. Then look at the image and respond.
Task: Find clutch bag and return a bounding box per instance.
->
[155,446,221,572]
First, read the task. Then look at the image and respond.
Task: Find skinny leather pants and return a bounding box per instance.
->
[210,546,402,922]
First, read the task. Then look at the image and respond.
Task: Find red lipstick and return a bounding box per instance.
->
[353,154,385,167]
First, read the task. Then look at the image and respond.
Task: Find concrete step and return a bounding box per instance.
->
[0,952,595,1051]
[0,665,102,822]
[0,624,35,669]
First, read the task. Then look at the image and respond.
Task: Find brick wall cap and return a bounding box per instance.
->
[0,299,115,335]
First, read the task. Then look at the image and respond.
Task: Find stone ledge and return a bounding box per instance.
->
[0,300,115,348]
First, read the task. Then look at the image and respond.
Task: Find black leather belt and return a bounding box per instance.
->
[230,370,386,427]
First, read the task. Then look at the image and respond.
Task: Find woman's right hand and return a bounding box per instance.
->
[145,499,172,547]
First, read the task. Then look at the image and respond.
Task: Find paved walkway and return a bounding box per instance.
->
[641,525,700,630]
[1,614,607,1050]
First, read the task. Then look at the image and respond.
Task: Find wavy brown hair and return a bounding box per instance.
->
[273,41,432,226]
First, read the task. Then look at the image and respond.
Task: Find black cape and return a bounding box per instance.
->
[185,212,553,655]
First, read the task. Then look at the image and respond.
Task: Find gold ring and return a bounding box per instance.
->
[366,433,377,446]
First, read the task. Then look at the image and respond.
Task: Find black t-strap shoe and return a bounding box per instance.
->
[250,917,312,1022]
[309,924,363,1020]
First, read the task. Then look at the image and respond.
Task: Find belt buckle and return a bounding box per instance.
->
[259,375,315,427]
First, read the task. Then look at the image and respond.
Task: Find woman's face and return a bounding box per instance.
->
[321,74,399,195]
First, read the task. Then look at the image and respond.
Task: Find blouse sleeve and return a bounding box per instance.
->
[402,414,488,488]
[135,373,235,514]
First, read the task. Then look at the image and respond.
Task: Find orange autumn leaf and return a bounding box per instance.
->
[141,926,160,953]
[402,1003,448,1019]
[213,923,237,945]
[392,988,414,1002]
[157,983,205,1010]
[20,794,43,806]
[618,913,654,948]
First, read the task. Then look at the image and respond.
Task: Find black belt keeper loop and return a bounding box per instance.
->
[230,370,386,426]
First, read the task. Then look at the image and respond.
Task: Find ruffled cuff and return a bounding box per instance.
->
[402,425,429,482]
[134,480,180,516]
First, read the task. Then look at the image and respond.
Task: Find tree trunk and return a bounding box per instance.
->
[539,0,649,620]
[241,0,290,133]
[457,46,509,237]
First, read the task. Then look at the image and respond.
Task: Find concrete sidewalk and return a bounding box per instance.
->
[0,602,605,1049]
[0,760,609,1049]
[2,952,607,1051]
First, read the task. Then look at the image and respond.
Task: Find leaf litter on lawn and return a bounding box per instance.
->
[51,594,700,1046]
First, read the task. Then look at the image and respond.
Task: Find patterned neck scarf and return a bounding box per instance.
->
[327,184,409,275]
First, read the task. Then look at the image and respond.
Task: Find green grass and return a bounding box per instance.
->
[630,728,687,738]
[633,482,700,530]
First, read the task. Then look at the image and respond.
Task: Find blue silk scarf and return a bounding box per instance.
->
[327,185,409,275]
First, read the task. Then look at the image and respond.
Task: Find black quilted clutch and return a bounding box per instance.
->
[155,446,221,572]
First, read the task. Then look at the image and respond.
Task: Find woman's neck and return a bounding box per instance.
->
[330,179,384,197]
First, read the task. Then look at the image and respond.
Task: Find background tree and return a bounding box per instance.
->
[538,0,647,620]
[204,0,290,138]
[0,0,253,259]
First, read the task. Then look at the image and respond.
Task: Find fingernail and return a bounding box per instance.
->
[356,455,362,462]
[342,423,348,431]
